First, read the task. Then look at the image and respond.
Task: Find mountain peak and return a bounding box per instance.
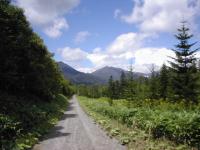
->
[58,62,106,85]
[91,66,125,81]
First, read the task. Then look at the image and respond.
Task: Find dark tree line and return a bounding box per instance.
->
[75,85,107,98]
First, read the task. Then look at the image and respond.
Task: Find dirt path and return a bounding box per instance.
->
[33,96,126,150]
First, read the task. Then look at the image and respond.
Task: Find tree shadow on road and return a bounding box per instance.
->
[42,126,71,141]
[66,101,74,111]
[36,101,77,144]
[60,113,77,120]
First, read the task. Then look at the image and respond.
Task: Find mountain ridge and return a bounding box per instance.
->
[58,61,148,85]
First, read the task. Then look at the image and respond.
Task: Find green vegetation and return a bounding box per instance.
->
[1,94,69,150]
[0,1,74,149]
[78,96,200,149]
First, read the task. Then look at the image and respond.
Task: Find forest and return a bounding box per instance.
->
[0,0,74,149]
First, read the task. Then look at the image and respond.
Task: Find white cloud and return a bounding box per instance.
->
[85,33,140,70]
[107,32,146,55]
[74,31,91,43]
[58,47,88,62]
[77,67,95,73]
[44,18,69,38]
[120,0,200,33]
[87,52,109,68]
[134,48,174,66]
[134,47,175,72]
[15,0,80,37]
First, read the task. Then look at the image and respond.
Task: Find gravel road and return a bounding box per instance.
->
[33,96,126,150]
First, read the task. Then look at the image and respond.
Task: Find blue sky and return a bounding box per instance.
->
[14,0,200,73]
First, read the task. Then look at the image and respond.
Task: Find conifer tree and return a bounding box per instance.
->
[149,64,159,99]
[125,63,136,106]
[159,64,168,100]
[114,80,120,99]
[169,21,199,103]
[119,71,127,98]
[108,76,114,105]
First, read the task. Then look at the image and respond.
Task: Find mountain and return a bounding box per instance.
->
[58,62,148,85]
[58,62,106,85]
[91,66,124,81]
[91,66,148,81]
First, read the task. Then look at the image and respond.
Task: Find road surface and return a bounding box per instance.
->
[33,96,126,150]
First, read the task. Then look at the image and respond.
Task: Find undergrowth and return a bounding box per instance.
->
[0,94,69,150]
[78,96,200,150]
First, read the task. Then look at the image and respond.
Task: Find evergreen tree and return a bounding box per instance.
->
[169,21,199,103]
[108,76,114,105]
[149,64,159,99]
[119,71,127,98]
[114,80,120,99]
[159,64,168,100]
[125,64,136,106]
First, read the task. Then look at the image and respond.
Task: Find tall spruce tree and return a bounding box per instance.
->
[125,63,136,106]
[169,21,199,103]
[114,80,120,99]
[119,71,127,98]
[108,76,114,105]
[159,64,168,100]
[149,64,159,99]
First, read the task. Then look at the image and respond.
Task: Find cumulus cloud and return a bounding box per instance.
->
[44,18,69,38]
[74,31,91,43]
[87,47,175,73]
[120,0,200,33]
[134,47,175,72]
[15,0,80,38]
[86,33,175,73]
[58,47,88,62]
[107,32,147,55]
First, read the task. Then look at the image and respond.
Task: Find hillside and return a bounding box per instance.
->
[91,66,147,81]
[58,62,106,85]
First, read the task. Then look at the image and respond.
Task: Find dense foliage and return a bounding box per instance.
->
[1,94,69,150]
[0,0,73,100]
[0,1,74,149]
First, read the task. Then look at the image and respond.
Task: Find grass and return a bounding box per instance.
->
[0,94,69,150]
[78,96,200,150]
